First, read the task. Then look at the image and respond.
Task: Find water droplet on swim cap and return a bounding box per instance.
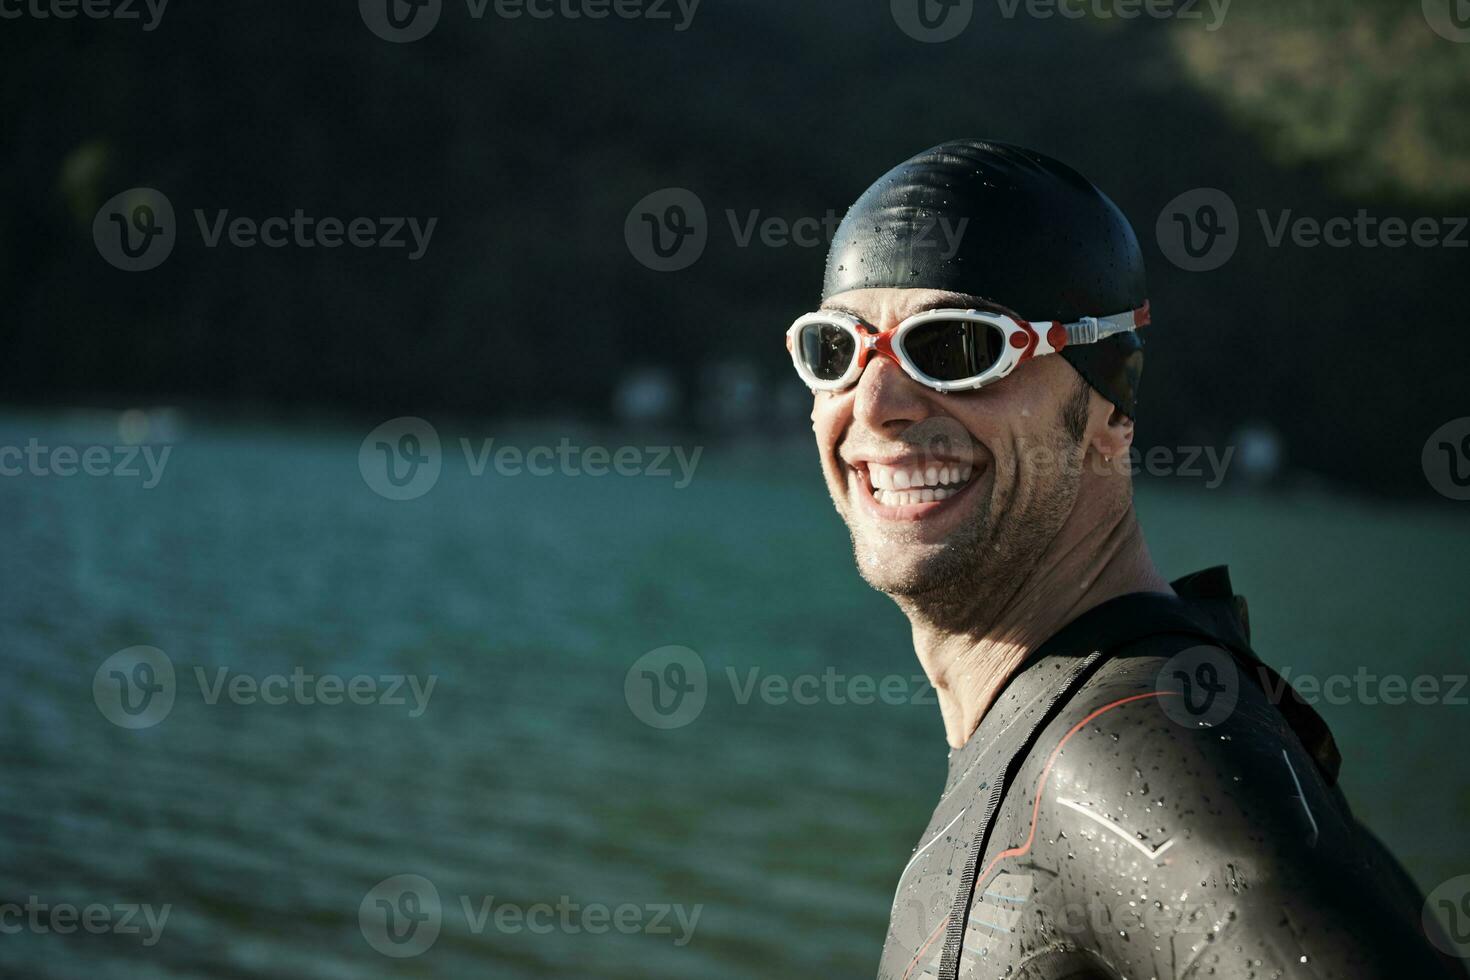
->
[821,139,1149,416]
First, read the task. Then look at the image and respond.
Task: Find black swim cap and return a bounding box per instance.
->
[822,139,1147,417]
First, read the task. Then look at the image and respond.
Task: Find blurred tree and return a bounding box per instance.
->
[1173,1,1470,199]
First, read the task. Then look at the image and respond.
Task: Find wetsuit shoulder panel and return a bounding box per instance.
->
[974,649,1465,979]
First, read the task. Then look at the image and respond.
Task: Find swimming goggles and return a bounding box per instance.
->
[786,302,1149,393]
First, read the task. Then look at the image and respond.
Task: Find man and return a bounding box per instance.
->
[787,140,1465,979]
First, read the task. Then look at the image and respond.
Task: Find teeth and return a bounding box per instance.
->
[872,485,959,507]
[865,463,973,491]
[862,462,976,507]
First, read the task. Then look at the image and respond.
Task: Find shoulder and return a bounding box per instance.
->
[986,651,1454,978]
[1010,645,1362,882]
[1040,647,1320,817]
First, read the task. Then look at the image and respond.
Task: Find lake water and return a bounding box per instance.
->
[2,414,1467,978]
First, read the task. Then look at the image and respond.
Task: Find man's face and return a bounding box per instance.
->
[810,288,1092,603]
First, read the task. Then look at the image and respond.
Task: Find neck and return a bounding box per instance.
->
[901,504,1172,749]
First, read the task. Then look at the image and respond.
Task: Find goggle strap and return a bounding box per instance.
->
[1062,303,1150,347]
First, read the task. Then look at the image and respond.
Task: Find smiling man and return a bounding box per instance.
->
[789,140,1465,980]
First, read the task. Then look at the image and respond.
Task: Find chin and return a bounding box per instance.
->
[850,537,969,597]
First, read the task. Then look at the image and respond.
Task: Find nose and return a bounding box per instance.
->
[850,355,934,434]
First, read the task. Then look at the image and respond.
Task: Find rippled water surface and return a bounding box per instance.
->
[2,415,1466,978]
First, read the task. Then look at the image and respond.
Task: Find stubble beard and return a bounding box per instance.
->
[848,426,1087,631]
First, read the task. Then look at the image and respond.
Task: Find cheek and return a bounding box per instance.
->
[986,419,1055,490]
[809,393,847,448]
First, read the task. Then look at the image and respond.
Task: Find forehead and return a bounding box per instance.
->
[820,287,1006,325]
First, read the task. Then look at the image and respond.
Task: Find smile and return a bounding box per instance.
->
[849,458,981,519]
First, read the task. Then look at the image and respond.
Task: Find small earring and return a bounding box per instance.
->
[1104,455,1112,464]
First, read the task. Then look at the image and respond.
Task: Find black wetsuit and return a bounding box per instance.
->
[879,567,1466,980]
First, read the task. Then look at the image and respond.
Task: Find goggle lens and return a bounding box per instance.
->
[902,318,1006,382]
[797,321,857,381]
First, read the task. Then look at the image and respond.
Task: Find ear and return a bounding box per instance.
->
[1090,391,1134,462]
